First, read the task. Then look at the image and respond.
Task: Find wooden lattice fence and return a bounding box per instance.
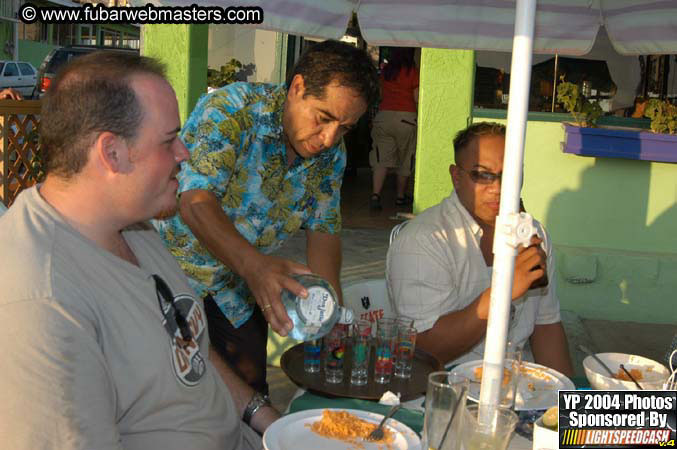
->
[0,99,43,207]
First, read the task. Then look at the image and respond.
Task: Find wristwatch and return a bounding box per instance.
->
[242,392,271,426]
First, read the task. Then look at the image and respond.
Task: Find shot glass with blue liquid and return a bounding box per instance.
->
[303,339,322,373]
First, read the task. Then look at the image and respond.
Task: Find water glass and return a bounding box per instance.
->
[303,339,322,373]
[394,321,417,378]
[500,350,522,409]
[323,325,347,383]
[422,371,469,450]
[374,318,398,384]
[461,404,518,450]
[350,320,372,385]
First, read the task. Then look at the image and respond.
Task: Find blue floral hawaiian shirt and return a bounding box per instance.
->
[154,82,345,328]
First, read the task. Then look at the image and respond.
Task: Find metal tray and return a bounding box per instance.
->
[280,342,441,401]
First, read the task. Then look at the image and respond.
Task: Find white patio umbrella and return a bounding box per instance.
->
[137,0,677,408]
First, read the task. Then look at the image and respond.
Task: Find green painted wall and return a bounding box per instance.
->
[414,48,475,214]
[18,40,54,68]
[142,24,208,124]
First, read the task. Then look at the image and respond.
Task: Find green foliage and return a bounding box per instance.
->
[644,99,677,135]
[207,58,243,89]
[556,81,603,127]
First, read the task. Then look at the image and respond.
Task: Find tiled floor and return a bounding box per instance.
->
[340,168,415,229]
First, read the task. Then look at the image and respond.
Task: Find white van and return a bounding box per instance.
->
[0,61,38,98]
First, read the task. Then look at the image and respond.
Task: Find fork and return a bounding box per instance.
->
[366,404,402,441]
[620,364,643,390]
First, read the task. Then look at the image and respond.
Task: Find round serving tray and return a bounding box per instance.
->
[280,342,441,402]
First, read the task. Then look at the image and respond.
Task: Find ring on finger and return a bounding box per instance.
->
[261,303,272,311]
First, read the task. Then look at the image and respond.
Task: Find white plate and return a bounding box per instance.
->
[453,360,575,411]
[263,408,422,450]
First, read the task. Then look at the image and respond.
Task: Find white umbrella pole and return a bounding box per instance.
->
[478,0,537,413]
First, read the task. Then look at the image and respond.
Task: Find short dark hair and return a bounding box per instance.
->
[453,122,506,159]
[383,47,416,81]
[286,40,380,109]
[40,51,166,178]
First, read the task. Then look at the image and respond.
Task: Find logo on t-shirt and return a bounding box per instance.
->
[159,293,207,387]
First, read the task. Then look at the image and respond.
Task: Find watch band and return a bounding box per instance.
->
[242,392,271,426]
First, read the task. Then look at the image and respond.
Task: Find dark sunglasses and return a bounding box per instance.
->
[456,165,502,185]
[153,274,193,347]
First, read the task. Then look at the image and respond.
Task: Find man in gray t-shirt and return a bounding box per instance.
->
[0,52,276,449]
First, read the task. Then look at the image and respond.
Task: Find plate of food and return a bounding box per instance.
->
[453,360,575,411]
[263,408,421,450]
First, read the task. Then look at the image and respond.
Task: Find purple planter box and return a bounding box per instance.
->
[563,124,677,163]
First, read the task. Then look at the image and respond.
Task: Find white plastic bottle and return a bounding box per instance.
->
[281,274,354,341]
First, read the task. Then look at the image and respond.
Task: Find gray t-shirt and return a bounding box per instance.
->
[0,187,261,450]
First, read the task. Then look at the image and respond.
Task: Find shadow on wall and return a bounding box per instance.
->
[546,151,677,324]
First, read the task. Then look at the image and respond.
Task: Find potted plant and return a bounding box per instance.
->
[557,81,603,128]
[207,58,243,90]
[644,99,677,134]
[559,81,677,163]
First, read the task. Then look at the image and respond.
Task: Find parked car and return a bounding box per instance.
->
[0,61,38,98]
[34,45,139,98]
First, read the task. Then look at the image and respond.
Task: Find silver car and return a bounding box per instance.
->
[0,61,38,98]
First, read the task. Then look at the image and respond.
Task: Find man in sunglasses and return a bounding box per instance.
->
[0,52,273,449]
[387,122,573,375]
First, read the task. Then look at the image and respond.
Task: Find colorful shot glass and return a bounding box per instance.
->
[350,320,372,385]
[394,322,417,379]
[374,318,398,384]
[303,338,322,373]
[323,325,347,384]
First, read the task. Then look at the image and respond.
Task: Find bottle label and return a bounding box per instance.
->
[298,286,335,329]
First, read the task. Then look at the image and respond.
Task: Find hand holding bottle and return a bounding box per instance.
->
[512,236,547,300]
[241,253,312,337]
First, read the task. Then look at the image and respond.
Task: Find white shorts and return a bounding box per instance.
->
[369,110,417,176]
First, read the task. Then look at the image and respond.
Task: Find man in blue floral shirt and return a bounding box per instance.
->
[155,40,379,394]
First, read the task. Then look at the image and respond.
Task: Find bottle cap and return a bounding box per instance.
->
[338,307,354,324]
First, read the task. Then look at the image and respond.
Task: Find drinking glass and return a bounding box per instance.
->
[500,350,522,409]
[303,338,322,373]
[422,371,469,450]
[350,320,372,385]
[460,404,518,450]
[374,318,398,384]
[394,321,417,379]
[323,325,347,383]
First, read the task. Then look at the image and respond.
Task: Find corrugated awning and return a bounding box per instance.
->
[137,0,677,55]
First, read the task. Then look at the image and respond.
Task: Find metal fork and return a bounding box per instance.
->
[620,364,643,390]
[366,404,402,441]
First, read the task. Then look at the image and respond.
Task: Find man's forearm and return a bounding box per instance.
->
[530,322,574,377]
[306,230,343,304]
[208,346,253,415]
[416,288,492,364]
[208,346,279,432]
